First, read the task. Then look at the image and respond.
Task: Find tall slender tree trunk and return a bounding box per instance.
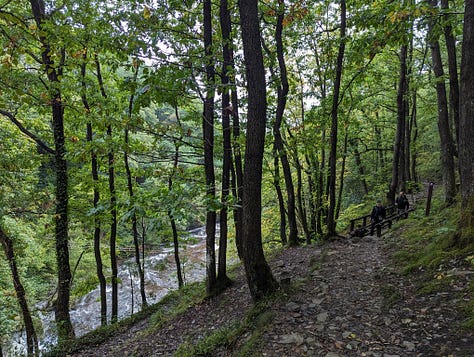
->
[230,89,244,258]
[317,129,326,236]
[305,154,318,238]
[388,45,408,204]
[239,0,278,300]
[124,63,147,307]
[286,129,310,243]
[441,0,460,151]
[168,107,184,288]
[216,0,234,287]
[29,0,74,341]
[295,151,310,243]
[89,122,107,325]
[335,131,348,220]
[80,53,107,325]
[273,146,287,245]
[427,0,456,205]
[94,55,118,322]
[458,0,474,242]
[274,0,298,246]
[203,0,217,295]
[107,125,118,322]
[410,98,419,184]
[124,128,147,307]
[352,140,369,195]
[405,39,414,185]
[0,228,39,356]
[327,0,346,237]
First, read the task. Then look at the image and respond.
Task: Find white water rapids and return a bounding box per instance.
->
[5,226,218,356]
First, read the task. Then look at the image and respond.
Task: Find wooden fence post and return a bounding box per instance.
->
[425,182,434,216]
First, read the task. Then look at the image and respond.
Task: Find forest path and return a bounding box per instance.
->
[70,231,473,357]
[249,234,473,357]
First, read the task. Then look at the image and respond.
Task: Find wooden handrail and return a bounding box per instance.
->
[348,206,414,238]
[349,205,395,231]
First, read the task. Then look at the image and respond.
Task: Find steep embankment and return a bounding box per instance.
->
[67,229,473,356]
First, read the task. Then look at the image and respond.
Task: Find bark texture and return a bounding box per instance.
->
[239,0,278,300]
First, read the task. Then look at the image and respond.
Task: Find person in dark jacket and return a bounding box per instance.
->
[370,200,386,235]
[395,191,410,218]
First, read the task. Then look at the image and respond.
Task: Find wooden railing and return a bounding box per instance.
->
[349,205,395,232]
[348,205,415,238]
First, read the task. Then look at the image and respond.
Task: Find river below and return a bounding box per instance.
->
[5,226,216,356]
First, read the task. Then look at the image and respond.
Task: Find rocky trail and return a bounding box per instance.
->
[70,230,473,357]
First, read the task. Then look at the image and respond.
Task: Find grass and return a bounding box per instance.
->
[43,281,207,357]
[44,190,474,357]
[380,283,403,312]
[390,191,474,330]
[172,297,277,357]
[174,250,322,357]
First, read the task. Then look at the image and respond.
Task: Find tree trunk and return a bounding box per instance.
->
[90,122,107,325]
[286,129,310,243]
[94,54,118,323]
[352,140,369,195]
[388,45,408,205]
[124,64,147,307]
[273,149,288,244]
[305,154,318,238]
[0,227,39,357]
[335,131,348,220]
[441,0,460,151]
[29,0,74,341]
[203,0,217,295]
[274,0,298,246]
[427,0,456,205]
[239,0,278,300]
[124,129,147,307]
[169,106,184,288]
[327,0,346,237]
[458,0,474,241]
[295,151,310,243]
[316,130,325,236]
[231,87,244,258]
[107,125,118,323]
[169,207,184,288]
[81,54,107,326]
[405,39,414,186]
[410,97,419,184]
[216,0,233,287]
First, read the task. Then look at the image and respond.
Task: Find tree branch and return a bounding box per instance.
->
[0,109,55,155]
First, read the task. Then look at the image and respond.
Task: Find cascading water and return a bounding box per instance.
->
[4,225,216,356]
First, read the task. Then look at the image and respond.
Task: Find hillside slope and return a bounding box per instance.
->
[66,228,473,356]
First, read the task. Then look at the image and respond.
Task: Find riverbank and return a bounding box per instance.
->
[56,224,474,357]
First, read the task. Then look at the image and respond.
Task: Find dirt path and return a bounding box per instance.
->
[71,233,473,357]
[250,235,473,357]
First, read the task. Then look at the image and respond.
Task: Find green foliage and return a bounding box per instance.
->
[462,280,474,329]
[380,283,403,312]
[149,282,207,327]
[174,322,242,357]
[390,189,474,329]
[0,0,471,351]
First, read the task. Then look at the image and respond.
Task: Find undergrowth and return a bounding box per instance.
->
[43,282,206,357]
[391,190,474,330]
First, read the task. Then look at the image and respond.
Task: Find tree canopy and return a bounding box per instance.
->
[0,0,472,354]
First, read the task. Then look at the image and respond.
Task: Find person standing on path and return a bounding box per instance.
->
[395,191,410,218]
[370,199,386,235]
